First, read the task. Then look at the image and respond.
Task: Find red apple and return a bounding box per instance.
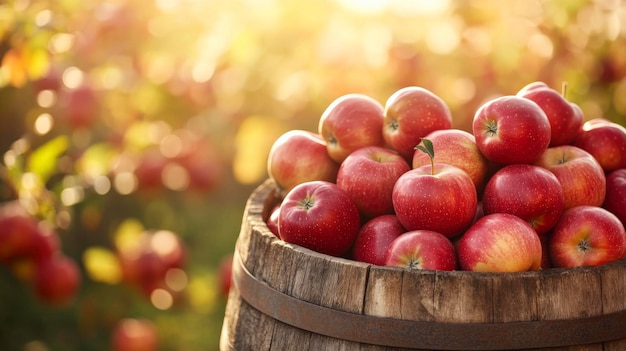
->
[539,233,553,269]
[278,181,361,257]
[573,119,626,173]
[383,86,453,161]
[111,318,159,351]
[392,162,477,238]
[457,213,543,272]
[549,205,626,268]
[218,253,234,298]
[472,95,551,165]
[267,130,340,196]
[336,146,410,218]
[482,164,564,235]
[603,169,626,226]
[534,145,606,209]
[516,81,583,146]
[412,129,489,193]
[58,84,99,128]
[0,203,39,264]
[352,214,406,266]
[318,93,385,163]
[384,230,457,271]
[266,204,281,238]
[34,254,81,306]
[175,139,222,193]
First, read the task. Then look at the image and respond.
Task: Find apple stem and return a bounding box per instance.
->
[561,81,568,99]
[415,138,435,175]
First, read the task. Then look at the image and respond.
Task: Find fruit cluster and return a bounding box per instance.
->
[0,201,80,305]
[266,84,626,272]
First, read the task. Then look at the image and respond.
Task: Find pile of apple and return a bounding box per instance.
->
[0,201,81,305]
[266,83,626,272]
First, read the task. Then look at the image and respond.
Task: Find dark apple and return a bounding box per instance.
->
[34,254,81,306]
[352,215,406,266]
[603,169,626,227]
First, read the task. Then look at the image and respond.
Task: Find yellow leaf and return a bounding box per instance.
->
[83,246,122,285]
[113,218,145,253]
[26,135,69,183]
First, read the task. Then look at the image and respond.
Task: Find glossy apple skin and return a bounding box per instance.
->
[457,213,543,272]
[603,169,626,227]
[412,129,489,193]
[534,145,606,209]
[472,95,551,165]
[482,164,564,235]
[278,181,361,257]
[549,205,626,268]
[318,94,385,163]
[352,215,406,266]
[266,205,281,238]
[111,318,159,351]
[573,119,626,173]
[392,163,477,238]
[337,146,410,219]
[517,81,583,146]
[34,254,81,306]
[384,230,457,271]
[383,86,453,161]
[267,130,340,196]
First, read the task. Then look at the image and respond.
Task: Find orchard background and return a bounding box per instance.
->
[0,0,625,350]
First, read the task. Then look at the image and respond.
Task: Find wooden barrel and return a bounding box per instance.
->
[220,179,626,351]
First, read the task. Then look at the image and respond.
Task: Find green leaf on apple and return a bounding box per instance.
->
[415,138,435,175]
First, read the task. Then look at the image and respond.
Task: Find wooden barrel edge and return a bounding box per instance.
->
[231,179,626,350]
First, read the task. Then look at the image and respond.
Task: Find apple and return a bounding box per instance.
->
[267,130,340,196]
[34,254,81,306]
[392,142,477,238]
[457,213,543,272]
[603,169,626,226]
[352,214,406,266]
[412,129,489,193]
[336,146,410,218]
[573,118,626,173]
[266,204,281,238]
[117,230,186,297]
[482,164,564,235]
[278,181,361,257]
[0,202,40,264]
[472,95,551,165]
[384,230,457,271]
[516,81,583,146]
[383,86,453,161]
[218,253,234,298]
[111,318,159,351]
[549,205,626,268]
[175,139,222,193]
[534,145,606,209]
[318,93,385,163]
[539,233,553,269]
[58,84,99,128]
